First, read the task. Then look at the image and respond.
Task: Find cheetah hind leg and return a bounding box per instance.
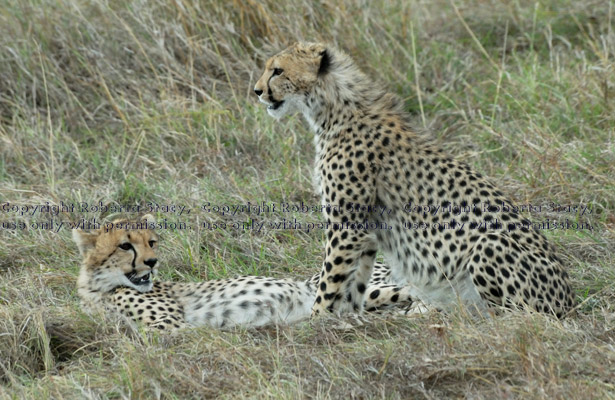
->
[457,236,527,317]
[463,235,570,318]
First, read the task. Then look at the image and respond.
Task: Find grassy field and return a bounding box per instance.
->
[1,0,614,398]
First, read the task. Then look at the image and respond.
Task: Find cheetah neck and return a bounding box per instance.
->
[301,49,399,137]
[77,266,108,310]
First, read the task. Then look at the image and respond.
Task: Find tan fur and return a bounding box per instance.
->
[254,43,325,93]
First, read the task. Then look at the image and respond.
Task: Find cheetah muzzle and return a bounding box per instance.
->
[125,271,151,286]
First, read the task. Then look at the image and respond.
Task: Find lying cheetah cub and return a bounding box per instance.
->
[73,215,414,330]
[254,42,575,318]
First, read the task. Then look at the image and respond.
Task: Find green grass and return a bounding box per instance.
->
[1,0,615,398]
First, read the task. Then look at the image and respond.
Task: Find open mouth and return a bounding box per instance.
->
[126,272,151,286]
[268,100,284,110]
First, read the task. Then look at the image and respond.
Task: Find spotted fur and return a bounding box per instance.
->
[254,42,575,318]
[73,216,415,330]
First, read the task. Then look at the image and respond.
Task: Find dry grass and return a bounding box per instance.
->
[1,0,614,398]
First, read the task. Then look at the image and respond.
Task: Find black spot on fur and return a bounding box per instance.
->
[475,275,487,286]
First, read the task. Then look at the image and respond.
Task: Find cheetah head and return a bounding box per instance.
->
[254,42,330,119]
[73,215,159,297]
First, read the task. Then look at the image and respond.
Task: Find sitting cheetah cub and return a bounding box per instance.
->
[73,215,415,330]
[254,42,575,318]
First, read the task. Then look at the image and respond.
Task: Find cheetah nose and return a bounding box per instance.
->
[254,88,263,96]
[144,258,158,268]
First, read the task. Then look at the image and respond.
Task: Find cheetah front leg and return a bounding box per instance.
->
[312,223,379,316]
[309,261,416,312]
[311,146,380,316]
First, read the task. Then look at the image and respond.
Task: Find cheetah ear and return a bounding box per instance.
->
[318,49,330,75]
[72,228,100,256]
[140,214,156,226]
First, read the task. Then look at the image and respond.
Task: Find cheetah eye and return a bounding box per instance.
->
[118,242,133,251]
[148,240,156,248]
[272,68,283,76]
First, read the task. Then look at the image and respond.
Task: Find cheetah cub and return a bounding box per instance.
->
[73,215,414,330]
[254,42,575,318]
